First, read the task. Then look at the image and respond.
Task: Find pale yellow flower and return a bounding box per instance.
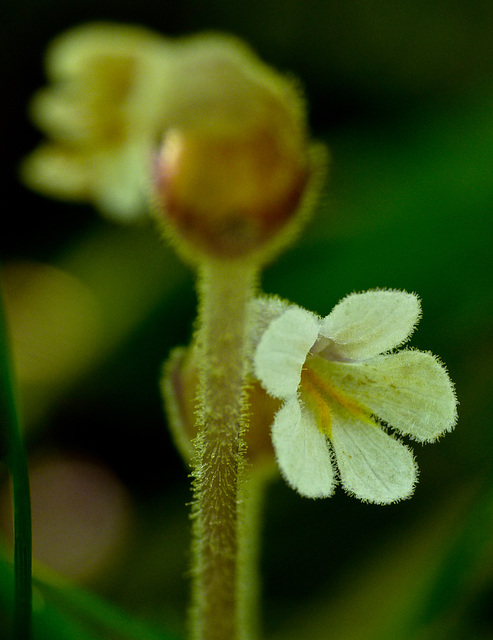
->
[21,23,174,221]
[22,22,317,236]
[254,290,457,504]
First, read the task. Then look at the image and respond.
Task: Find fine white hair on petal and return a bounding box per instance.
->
[272,398,335,498]
[324,350,457,442]
[247,295,290,355]
[319,289,421,360]
[330,411,417,504]
[254,306,320,400]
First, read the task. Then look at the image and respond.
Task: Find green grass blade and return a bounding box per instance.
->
[0,277,32,639]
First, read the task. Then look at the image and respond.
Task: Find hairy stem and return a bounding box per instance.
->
[190,260,257,640]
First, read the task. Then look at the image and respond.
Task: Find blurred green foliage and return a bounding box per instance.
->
[2,0,493,638]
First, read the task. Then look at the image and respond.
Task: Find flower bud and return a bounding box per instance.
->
[163,346,280,468]
[152,35,325,261]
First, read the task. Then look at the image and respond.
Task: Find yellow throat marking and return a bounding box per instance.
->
[300,357,376,438]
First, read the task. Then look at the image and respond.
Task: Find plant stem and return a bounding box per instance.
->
[236,467,273,640]
[190,260,258,640]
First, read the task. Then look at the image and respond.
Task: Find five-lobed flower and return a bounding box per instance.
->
[254,289,457,504]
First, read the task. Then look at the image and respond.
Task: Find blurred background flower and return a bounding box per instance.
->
[2,1,493,639]
[19,23,173,222]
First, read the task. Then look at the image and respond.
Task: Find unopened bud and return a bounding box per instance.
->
[152,35,325,261]
[163,346,280,468]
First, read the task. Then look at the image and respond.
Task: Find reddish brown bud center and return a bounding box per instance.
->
[154,123,309,258]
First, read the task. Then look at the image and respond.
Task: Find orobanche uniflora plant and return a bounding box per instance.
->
[22,22,457,640]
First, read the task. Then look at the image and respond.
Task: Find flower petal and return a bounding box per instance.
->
[248,296,290,355]
[45,23,167,80]
[325,350,457,442]
[29,89,93,142]
[331,412,417,504]
[319,290,421,360]
[272,398,335,498]
[94,142,150,220]
[254,306,320,399]
[20,144,92,200]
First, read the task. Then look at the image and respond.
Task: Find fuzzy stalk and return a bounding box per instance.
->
[190,260,258,640]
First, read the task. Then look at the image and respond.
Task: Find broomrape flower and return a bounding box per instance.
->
[254,289,457,504]
[21,23,174,221]
[21,21,320,245]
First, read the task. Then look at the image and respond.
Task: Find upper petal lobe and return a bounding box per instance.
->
[320,290,421,360]
[254,306,320,399]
